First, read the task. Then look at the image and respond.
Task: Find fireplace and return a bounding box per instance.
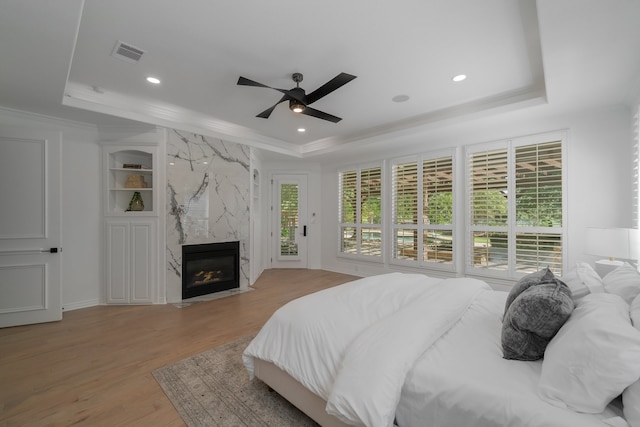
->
[182,241,239,299]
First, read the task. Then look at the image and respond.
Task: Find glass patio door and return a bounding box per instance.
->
[272,174,307,268]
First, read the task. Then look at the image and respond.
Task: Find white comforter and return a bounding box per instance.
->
[395,290,626,427]
[243,273,489,427]
[243,272,626,427]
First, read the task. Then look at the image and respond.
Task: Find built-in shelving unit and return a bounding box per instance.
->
[104,147,157,215]
[102,144,159,304]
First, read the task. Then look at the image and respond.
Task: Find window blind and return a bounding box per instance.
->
[515,141,562,227]
[338,166,382,257]
[339,170,357,224]
[467,135,565,277]
[423,156,453,225]
[360,167,382,224]
[393,162,418,224]
[470,149,508,226]
[392,155,454,266]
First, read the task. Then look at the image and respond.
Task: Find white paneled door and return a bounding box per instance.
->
[0,128,62,328]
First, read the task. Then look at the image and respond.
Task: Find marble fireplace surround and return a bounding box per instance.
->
[165,129,250,303]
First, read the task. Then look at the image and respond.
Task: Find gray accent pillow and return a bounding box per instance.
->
[504,267,557,315]
[502,270,574,361]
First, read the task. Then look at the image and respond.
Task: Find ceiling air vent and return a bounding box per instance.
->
[111,41,145,63]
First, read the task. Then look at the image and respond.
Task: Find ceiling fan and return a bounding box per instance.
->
[237,72,356,123]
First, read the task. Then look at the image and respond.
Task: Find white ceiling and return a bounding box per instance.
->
[1,0,639,158]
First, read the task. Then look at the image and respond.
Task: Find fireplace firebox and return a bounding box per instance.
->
[182,241,239,299]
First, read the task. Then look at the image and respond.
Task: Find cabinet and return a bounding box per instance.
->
[104,147,157,215]
[105,219,155,304]
[102,144,159,304]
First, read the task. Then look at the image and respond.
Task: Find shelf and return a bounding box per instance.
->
[104,147,156,215]
[110,168,153,173]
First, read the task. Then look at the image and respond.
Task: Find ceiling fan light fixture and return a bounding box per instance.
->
[289,100,305,113]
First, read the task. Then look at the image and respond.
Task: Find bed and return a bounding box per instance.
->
[243,269,640,427]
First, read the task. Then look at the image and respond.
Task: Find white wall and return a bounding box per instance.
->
[317,104,634,280]
[61,129,102,309]
[0,108,103,310]
[2,100,634,306]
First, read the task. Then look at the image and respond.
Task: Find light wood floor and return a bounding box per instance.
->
[0,269,358,426]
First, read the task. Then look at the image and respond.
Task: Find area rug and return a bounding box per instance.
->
[152,335,319,426]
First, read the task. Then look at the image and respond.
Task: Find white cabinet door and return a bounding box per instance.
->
[130,222,154,303]
[0,128,62,327]
[106,222,129,304]
[105,220,155,304]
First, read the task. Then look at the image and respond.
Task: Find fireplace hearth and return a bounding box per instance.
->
[182,241,239,299]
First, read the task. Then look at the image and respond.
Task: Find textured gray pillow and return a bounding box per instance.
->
[504,267,557,315]
[502,281,574,360]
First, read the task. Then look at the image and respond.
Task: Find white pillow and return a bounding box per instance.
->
[561,262,604,303]
[603,262,640,305]
[632,293,640,328]
[624,294,640,427]
[539,293,640,413]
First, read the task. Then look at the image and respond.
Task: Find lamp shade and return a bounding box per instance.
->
[585,228,639,260]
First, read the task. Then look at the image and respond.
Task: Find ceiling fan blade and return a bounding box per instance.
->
[305,72,357,105]
[256,95,288,119]
[237,76,273,88]
[238,76,305,104]
[301,106,342,123]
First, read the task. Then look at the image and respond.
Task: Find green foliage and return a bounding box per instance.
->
[472,190,508,225]
[361,195,381,223]
[426,192,453,224]
[515,186,562,227]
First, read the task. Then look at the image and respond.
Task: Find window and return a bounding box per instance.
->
[279,183,299,256]
[467,133,565,277]
[339,165,382,257]
[392,153,454,267]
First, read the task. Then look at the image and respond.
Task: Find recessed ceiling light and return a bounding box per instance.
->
[298,128,306,133]
[169,162,175,166]
[202,161,208,165]
[452,74,467,82]
[392,94,410,103]
[146,76,161,84]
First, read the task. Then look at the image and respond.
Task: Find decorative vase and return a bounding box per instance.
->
[127,191,144,211]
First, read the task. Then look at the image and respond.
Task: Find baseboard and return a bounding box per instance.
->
[62,298,101,312]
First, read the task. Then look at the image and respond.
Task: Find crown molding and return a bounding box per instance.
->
[0,105,99,132]
[298,84,548,158]
[63,82,303,157]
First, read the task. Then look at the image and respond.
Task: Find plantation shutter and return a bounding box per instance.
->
[514,141,563,273]
[514,141,562,227]
[423,157,453,225]
[360,167,382,224]
[392,161,419,260]
[470,149,508,227]
[393,161,419,224]
[338,166,383,257]
[340,170,357,224]
[423,156,454,264]
[467,134,565,277]
[339,170,357,254]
